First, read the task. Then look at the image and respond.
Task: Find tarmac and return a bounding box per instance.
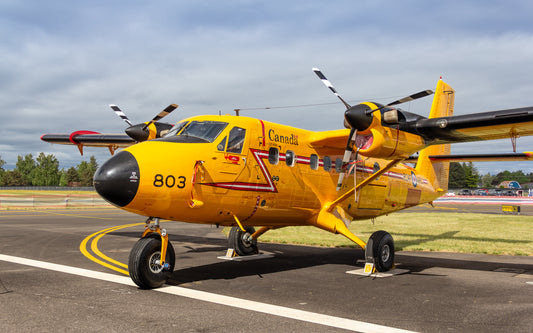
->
[0,208,532,332]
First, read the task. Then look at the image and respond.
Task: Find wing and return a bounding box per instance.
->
[308,129,349,155]
[41,131,135,155]
[413,106,533,144]
[404,151,533,163]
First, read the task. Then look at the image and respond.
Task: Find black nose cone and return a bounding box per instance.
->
[94,151,140,207]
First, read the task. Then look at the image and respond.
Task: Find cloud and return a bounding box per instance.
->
[1,1,533,175]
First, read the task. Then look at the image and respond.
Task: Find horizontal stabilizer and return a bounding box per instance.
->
[405,152,533,163]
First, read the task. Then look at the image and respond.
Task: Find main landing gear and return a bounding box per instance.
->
[228,226,259,256]
[364,230,395,273]
[128,218,175,289]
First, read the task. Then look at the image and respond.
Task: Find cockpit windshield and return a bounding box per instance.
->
[163,121,189,138]
[162,120,228,143]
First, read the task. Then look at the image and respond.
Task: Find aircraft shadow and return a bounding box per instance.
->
[168,243,363,285]
[111,230,533,284]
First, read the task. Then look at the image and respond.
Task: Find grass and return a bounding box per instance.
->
[247,213,533,256]
[0,190,96,196]
[3,190,532,255]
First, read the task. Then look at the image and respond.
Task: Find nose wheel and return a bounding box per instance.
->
[128,234,175,289]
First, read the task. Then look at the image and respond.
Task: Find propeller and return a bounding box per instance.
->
[142,104,178,131]
[312,68,351,110]
[110,104,133,127]
[365,90,433,116]
[313,68,359,191]
[109,104,178,142]
[312,67,433,194]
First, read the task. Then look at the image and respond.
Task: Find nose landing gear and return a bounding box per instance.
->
[128,218,175,289]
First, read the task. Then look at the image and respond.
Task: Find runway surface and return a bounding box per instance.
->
[1,208,532,332]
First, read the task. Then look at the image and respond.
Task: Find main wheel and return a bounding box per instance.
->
[367,230,395,272]
[228,226,258,256]
[128,234,175,289]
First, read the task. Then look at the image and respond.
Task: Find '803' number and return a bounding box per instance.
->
[153,174,186,188]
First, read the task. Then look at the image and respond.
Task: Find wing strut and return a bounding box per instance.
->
[325,158,405,213]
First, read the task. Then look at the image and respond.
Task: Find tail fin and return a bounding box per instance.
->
[416,79,455,192]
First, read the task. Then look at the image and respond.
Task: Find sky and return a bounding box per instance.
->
[1,0,533,175]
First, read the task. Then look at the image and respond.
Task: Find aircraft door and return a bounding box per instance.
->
[210,126,249,193]
[356,161,388,212]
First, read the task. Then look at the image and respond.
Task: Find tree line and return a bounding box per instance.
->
[448,162,533,188]
[0,154,98,187]
[1,154,532,188]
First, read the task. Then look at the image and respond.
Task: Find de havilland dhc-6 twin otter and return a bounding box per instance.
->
[41,68,533,289]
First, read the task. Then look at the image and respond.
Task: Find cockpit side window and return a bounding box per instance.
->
[226,127,246,154]
[217,136,227,151]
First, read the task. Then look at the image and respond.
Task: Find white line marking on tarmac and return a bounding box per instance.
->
[0,254,416,333]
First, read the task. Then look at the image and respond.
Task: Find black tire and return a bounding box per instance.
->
[367,230,395,272]
[228,226,258,256]
[128,235,175,289]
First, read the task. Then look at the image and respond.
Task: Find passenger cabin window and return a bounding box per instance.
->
[323,156,331,172]
[335,158,343,173]
[373,162,380,179]
[226,127,246,154]
[310,154,319,170]
[268,147,279,165]
[285,150,295,167]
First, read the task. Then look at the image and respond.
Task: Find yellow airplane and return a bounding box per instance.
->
[41,69,533,289]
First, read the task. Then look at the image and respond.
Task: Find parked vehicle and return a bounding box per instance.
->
[457,189,472,195]
[473,189,488,196]
[501,190,517,196]
[487,189,502,196]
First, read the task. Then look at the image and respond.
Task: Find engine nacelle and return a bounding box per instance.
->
[354,107,426,159]
[356,126,425,158]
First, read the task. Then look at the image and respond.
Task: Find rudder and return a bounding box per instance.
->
[415,79,455,192]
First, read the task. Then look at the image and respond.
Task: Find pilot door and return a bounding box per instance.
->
[210,126,249,193]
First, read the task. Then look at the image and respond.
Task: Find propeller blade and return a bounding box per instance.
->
[142,104,178,131]
[109,104,134,127]
[366,90,433,115]
[353,159,357,202]
[312,68,351,110]
[335,128,357,191]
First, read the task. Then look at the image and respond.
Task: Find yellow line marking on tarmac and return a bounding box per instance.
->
[91,226,131,269]
[80,221,171,275]
[80,223,144,275]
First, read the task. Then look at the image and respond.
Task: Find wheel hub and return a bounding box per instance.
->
[148,251,163,273]
[381,244,390,263]
[241,232,253,248]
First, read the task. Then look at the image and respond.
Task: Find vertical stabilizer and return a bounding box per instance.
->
[416,79,455,192]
